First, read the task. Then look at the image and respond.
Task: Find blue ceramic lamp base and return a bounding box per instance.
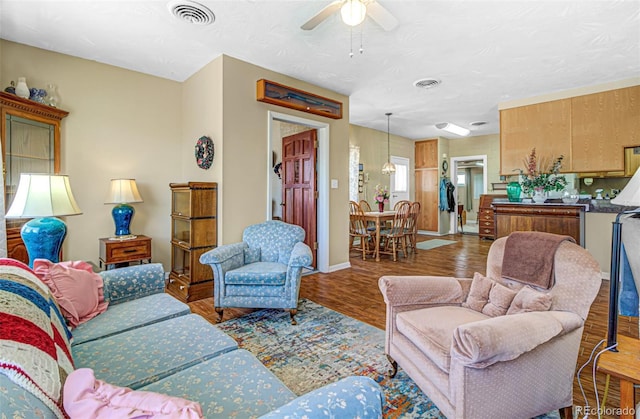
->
[112,203,135,236]
[21,217,67,268]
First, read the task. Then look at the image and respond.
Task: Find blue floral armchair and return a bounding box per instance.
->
[199,220,312,324]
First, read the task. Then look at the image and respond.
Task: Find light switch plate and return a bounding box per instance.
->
[331,179,338,189]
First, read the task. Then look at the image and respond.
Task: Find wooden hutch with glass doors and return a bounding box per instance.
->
[0,91,69,263]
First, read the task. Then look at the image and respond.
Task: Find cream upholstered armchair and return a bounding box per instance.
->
[200,220,312,325]
[379,233,602,419]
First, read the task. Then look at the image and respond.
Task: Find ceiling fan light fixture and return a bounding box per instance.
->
[435,122,471,137]
[341,0,367,26]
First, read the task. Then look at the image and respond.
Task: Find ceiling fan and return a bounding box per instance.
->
[301,0,398,31]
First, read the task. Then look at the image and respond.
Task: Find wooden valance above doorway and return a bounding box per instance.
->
[256,79,342,119]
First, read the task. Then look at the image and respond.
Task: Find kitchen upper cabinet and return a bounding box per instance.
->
[500,99,572,175]
[414,139,439,232]
[500,85,640,176]
[415,139,438,169]
[571,85,640,172]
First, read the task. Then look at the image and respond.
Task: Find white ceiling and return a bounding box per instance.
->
[1,0,639,140]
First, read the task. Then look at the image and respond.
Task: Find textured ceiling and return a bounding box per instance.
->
[1,0,639,139]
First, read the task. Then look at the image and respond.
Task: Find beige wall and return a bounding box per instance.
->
[348,124,414,205]
[585,212,617,276]
[1,46,354,270]
[1,40,182,269]
[437,137,450,234]
[198,55,351,267]
[448,134,502,191]
[180,56,224,246]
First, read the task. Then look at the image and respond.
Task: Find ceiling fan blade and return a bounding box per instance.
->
[301,1,344,30]
[366,1,398,31]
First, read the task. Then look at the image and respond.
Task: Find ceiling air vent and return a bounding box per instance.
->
[168,0,215,25]
[413,78,441,89]
[470,121,488,126]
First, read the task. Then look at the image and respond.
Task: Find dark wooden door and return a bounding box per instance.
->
[282,130,317,268]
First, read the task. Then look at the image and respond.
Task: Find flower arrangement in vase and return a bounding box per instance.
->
[517,148,567,203]
[374,184,390,212]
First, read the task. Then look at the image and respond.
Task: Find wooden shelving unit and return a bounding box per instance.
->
[166,182,217,302]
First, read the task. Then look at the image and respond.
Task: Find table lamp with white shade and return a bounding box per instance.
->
[5,173,82,267]
[607,166,640,351]
[104,179,143,237]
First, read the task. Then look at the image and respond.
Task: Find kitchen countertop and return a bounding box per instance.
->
[490,198,639,213]
[584,199,639,214]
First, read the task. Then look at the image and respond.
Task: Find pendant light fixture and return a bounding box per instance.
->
[382,112,396,175]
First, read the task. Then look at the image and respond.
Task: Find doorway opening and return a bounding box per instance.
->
[389,156,410,209]
[267,111,330,273]
[450,155,487,235]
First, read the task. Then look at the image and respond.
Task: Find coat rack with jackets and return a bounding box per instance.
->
[439,176,456,213]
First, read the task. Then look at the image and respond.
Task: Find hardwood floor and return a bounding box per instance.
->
[189,233,638,418]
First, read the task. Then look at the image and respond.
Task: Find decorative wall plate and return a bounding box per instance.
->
[195,136,214,169]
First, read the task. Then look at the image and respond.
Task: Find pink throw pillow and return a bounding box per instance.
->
[64,368,203,418]
[507,285,553,315]
[461,272,493,312]
[33,260,109,329]
[481,281,518,317]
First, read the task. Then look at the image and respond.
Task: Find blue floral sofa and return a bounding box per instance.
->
[200,220,313,325]
[0,261,383,418]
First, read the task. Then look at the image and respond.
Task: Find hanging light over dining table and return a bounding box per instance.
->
[382,112,396,175]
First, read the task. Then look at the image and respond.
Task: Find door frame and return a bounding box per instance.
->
[449,155,488,234]
[267,111,330,273]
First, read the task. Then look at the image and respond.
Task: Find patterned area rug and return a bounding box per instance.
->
[415,239,457,250]
[215,299,560,419]
[216,299,443,418]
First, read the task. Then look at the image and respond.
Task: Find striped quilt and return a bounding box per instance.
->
[0,258,74,418]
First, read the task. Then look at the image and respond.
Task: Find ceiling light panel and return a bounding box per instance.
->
[435,122,470,137]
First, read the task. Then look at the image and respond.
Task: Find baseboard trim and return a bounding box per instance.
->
[328,262,351,272]
[417,230,444,236]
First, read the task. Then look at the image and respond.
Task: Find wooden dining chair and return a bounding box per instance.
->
[404,201,421,253]
[359,200,372,212]
[358,200,377,232]
[349,201,374,260]
[393,200,410,211]
[380,201,411,261]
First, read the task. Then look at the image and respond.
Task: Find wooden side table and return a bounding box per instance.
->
[596,335,640,419]
[99,235,152,270]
